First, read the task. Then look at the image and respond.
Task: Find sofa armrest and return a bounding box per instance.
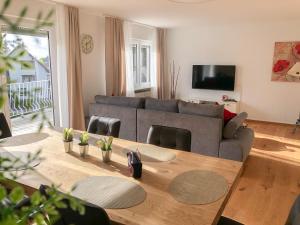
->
[219,127,254,162]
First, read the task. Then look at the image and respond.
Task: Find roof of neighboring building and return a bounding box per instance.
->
[8,46,50,73]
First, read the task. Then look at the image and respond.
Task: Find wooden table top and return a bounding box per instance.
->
[1,129,243,225]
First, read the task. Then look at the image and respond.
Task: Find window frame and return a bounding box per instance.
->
[130,39,152,91]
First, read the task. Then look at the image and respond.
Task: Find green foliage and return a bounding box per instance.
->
[0,1,85,225]
[63,128,74,142]
[0,184,85,225]
[79,132,89,146]
[97,136,114,151]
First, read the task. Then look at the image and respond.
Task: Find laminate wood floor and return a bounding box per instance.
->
[223,121,300,225]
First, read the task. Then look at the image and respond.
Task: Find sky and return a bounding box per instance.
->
[4,33,50,59]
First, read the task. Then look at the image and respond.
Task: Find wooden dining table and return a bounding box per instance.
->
[1,128,243,225]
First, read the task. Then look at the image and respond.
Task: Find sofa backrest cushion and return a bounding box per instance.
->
[95,95,145,109]
[178,101,224,119]
[223,112,248,139]
[145,98,178,113]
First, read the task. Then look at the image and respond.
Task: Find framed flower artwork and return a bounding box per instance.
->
[271,42,300,82]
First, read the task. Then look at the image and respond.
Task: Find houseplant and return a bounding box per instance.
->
[79,132,89,157]
[97,136,113,163]
[63,128,73,153]
[0,0,85,224]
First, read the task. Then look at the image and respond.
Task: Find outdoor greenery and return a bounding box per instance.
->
[0,1,84,225]
[79,132,89,146]
[97,137,114,151]
[63,128,74,142]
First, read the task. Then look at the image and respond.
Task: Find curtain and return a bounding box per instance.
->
[150,28,158,98]
[55,4,69,128]
[124,22,135,97]
[66,6,85,130]
[105,17,126,96]
[157,28,168,99]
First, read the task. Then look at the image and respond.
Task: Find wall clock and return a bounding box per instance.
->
[81,34,94,54]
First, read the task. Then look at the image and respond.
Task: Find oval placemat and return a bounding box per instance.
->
[0,133,49,147]
[122,144,176,162]
[0,151,41,171]
[168,170,229,205]
[72,176,146,209]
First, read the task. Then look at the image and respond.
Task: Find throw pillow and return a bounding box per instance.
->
[223,112,248,139]
[224,108,237,125]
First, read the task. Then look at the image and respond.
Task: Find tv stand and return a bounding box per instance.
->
[183,98,240,113]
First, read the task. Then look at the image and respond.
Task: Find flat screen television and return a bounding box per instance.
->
[192,65,236,91]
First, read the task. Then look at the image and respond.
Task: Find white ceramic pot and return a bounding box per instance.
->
[101,150,112,163]
[63,141,73,153]
[79,145,89,157]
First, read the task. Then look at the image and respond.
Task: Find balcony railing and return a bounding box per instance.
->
[8,80,53,118]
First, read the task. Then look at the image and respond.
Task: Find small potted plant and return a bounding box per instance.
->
[79,132,89,157]
[97,136,113,163]
[63,128,74,153]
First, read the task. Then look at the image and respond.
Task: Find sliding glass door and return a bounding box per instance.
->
[2,28,55,135]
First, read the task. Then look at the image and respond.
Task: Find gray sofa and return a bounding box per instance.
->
[89,95,254,162]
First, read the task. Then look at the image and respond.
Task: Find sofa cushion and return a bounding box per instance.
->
[223,112,248,139]
[178,101,224,119]
[145,98,178,113]
[94,95,145,108]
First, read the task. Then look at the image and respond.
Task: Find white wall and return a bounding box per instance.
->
[79,11,106,115]
[167,21,300,124]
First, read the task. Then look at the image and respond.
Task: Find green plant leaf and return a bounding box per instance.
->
[34,213,45,225]
[30,191,42,206]
[19,7,28,18]
[3,0,11,10]
[54,200,67,209]
[9,186,24,203]
[0,185,7,201]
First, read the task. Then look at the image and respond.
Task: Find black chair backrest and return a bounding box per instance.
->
[217,216,244,225]
[39,185,111,225]
[0,113,12,139]
[286,195,300,225]
[147,125,192,152]
[87,116,121,138]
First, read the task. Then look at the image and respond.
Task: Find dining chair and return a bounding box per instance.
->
[286,195,300,225]
[13,185,124,225]
[38,185,118,225]
[146,125,192,152]
[87,116,121,138]
[0,113,12,139]
[217,216,244,225]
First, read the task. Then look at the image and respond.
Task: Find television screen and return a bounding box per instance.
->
[192,65,236,91]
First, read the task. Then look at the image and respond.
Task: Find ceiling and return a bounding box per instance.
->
[52,0,300,28]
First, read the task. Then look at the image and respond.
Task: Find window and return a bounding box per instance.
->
[131,40,152,91]
[22,75,36,82]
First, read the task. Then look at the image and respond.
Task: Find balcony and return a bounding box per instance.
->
[8,80,54,135]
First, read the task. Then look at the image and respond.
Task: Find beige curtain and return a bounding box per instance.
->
[105,17,126,96]
[66,6,85,130]
[157,28,168,100]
